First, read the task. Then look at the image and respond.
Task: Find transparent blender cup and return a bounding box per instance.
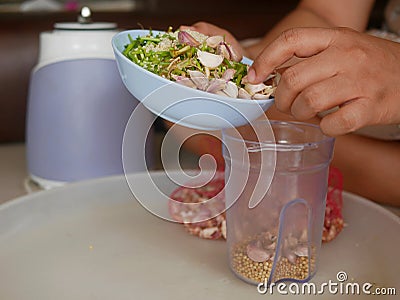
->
[222,121,335,286]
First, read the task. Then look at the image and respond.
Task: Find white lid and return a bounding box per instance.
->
[54,6,117,30]
[34,6,120,70]
[54,22,117,30]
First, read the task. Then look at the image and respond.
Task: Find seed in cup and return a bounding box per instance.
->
[231,230,313,284]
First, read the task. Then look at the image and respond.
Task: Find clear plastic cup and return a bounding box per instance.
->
[222,120,335,286]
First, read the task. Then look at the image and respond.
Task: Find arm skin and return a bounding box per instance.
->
[175,0,400,206]
[185,0,375,59]
[264,106,400,207]
[245,0,375,58]
[248,27,400,135]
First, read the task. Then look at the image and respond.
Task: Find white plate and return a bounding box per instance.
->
[112,30,274,130]
[0,171,399,300]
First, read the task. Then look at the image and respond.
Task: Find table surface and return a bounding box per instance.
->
[1,171,399,300]
[1,142,400,218]
[0,143,29,204]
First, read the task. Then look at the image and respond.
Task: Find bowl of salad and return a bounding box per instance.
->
[112,28,275,130]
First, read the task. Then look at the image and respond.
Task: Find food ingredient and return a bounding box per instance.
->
[123,28,277,100]
[231,234,314,284]
[169,167,344,242]
[169,171,226,239]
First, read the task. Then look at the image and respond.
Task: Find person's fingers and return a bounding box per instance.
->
[179,25,195,31]
[319,98,375,136]
[273,49,341,113]
[290,75,361,121]
[181,22,226,37]
[247,27,338,83]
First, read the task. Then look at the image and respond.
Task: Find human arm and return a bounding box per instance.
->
[174,1,400,206]
[264,106,400,207]
[245,0,375,58]
[333,134,400,206]
[247,27,400,136]
[182,0,375,59]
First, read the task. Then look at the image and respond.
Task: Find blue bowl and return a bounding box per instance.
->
[112,29,274,130]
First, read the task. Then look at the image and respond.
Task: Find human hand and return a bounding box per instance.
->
[247,27,400,136]
[179,21,246,59]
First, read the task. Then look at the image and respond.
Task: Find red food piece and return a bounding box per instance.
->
[323,166,344,242]
[169,167,344,242]
[169,171,226,240]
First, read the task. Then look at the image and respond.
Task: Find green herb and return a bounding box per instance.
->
[122,30,249,90]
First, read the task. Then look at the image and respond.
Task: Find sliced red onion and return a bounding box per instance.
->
[222,81,239,98]
[294,245,308,257]
[246,240,271,263]
[238,88,252,99]
[178,31,200,46]
[244,82,269,96]
[222,68,236,81]
[216,42,231,60]
[188,70,209,90]
[206,78,226,93]
[206,35,224,48]
[252,93,272,100]
[227,44,242,62]
[197,50,224,69]
[171,74,197,89]
[215,42,242,62]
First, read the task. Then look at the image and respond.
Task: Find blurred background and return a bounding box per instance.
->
[0,0,388,203]
[0,0,389,143]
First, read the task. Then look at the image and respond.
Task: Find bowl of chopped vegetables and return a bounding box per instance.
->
[112,29,275,130]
